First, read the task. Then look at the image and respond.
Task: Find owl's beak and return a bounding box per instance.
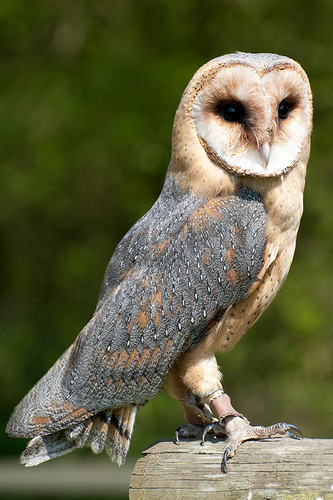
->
[259,143,270,166]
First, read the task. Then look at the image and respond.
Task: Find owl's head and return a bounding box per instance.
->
[171,53,312,180]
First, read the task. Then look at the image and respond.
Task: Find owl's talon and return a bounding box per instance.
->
[266,422,303,439]
[175,425,185,444]
[174,427,182,444]
[285,431,298,440]
[221,446,232,473]
[282,423,303,439]
[201,423,215,444]
[174,423,206,445]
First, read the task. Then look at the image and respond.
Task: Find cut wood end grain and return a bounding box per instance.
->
[129,438,333,499]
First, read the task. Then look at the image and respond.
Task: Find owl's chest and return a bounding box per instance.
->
[203,171,305,354]
[211,240,296,353]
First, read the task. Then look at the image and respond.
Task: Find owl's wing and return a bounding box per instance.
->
[7,178,269,439]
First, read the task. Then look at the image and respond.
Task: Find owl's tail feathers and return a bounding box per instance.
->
[20,431,77,467]
[105,405,137,466]
[20,405,137,467]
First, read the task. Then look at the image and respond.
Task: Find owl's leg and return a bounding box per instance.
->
[166,349,302,472]
[165,352,236,441]
[167,348,241,426]
[165,353,223,423]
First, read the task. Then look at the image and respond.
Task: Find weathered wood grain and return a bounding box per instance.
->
[129,438,333,499]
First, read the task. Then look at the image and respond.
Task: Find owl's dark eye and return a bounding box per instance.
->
[216,101,245,123]
[278,100,292,119]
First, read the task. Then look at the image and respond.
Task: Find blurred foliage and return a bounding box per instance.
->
[0,0,332,468]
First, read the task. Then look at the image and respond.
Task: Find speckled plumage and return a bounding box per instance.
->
[7,52,312,468]
[7,180,267,433]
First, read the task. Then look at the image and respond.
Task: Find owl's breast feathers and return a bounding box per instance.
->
[7,174,278,439]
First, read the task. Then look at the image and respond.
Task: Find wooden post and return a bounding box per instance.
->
[129,438,333,499]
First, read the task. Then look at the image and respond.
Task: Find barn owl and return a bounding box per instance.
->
[7,52,312,471]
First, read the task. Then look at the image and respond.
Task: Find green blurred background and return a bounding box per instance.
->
[0,0,332,495]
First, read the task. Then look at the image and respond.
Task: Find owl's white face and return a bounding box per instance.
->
[191,56,312,177]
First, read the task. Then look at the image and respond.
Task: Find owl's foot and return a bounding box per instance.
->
[175,423,204,443]
[177,391,302,472]
[207,392,302,471]
[175,391,219,444]
[175,420,226,444]
[202,415,302,472]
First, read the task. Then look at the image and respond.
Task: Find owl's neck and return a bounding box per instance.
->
[169,144,307,251]
[239,161,307,254]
